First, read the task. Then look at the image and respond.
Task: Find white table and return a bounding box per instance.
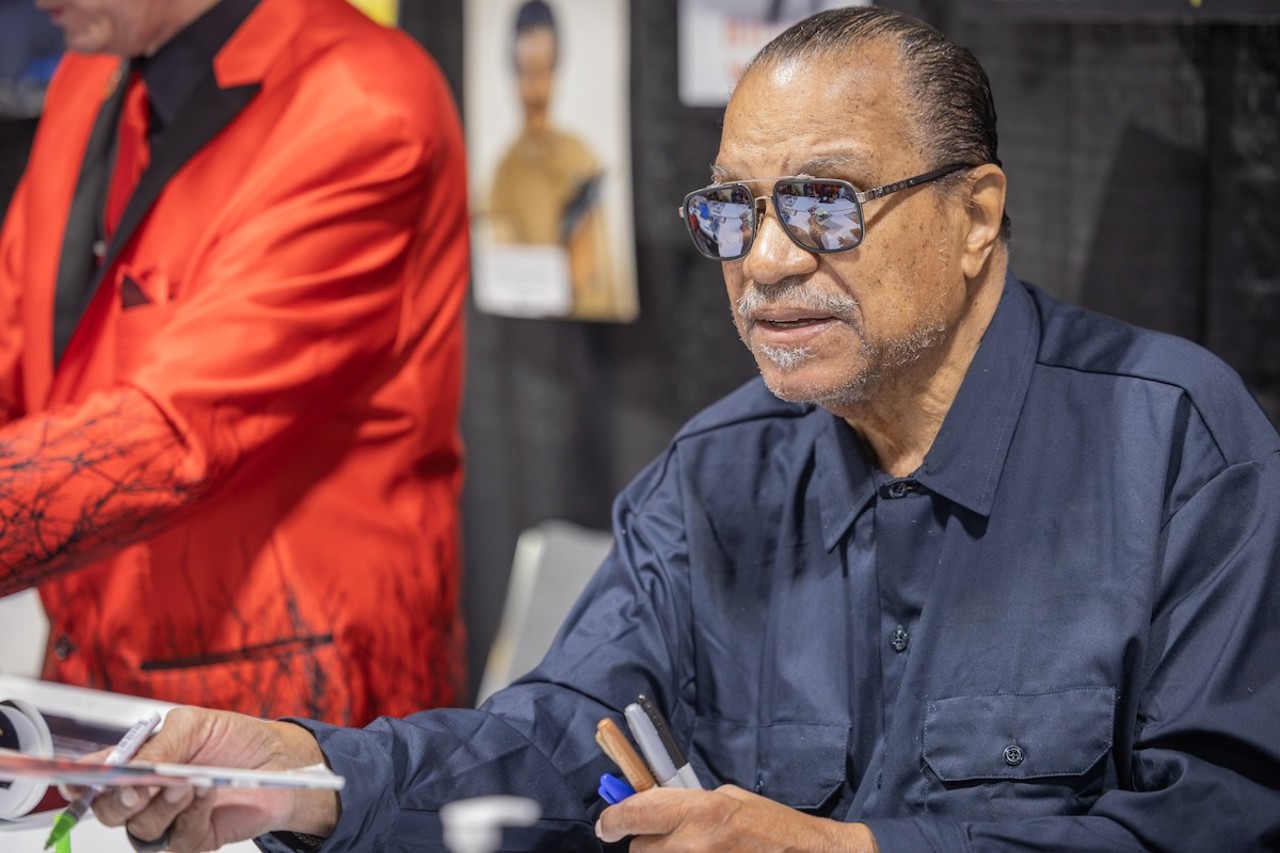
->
[0,674,259,853]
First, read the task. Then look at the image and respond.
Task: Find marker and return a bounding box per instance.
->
[624,703,679,786]
[594,718,656,793]
[44,711,162,851]
[635,693,701,790]
[597,773,635,805]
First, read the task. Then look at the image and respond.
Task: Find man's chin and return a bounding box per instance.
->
[757,364,877,410]
[759,369,828,405]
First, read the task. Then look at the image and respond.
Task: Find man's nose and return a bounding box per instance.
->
[742,202,818,286]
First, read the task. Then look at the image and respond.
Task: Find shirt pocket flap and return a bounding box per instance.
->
[694,717,848,811]
[923,687,1115,782]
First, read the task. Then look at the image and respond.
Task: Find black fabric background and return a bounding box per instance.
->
[2,1,1276,704]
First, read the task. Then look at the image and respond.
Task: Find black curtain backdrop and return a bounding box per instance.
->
[2,1,1276,705]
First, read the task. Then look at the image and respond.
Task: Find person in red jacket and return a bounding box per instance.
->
[0,0,469,726]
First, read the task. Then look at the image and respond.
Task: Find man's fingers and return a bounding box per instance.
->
[120,784,193,845]
[167,788,217,853]
[595,787,696,842]
[92,785,155,827]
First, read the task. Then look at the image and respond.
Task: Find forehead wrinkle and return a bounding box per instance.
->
[790,153,869,178]
[710,151,871,185]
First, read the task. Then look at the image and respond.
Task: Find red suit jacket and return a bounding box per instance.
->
[0,0,468,725]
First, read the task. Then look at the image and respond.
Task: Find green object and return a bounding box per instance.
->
[44,810,77,852]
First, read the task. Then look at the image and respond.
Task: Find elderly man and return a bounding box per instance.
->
[90,6,1279,852]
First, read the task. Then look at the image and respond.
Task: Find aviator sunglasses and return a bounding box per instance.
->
[678,163,970,261]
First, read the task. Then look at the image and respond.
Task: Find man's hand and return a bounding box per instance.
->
[594,784,878,852]
[86,706,339,852]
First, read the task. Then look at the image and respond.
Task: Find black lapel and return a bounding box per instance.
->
[98,76,260,274]
[52,64,129,364]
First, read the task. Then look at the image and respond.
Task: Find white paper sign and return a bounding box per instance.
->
[678,0,869,108]
[472,243,574,318]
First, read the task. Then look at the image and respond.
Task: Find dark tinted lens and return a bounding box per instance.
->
[682,185,755,259]
[774,180,863,252]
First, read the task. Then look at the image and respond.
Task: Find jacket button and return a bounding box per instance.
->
[1003,744,1025,767]
[53,634,76,660]
[890,625,909,653]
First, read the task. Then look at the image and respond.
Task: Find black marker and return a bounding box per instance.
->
[635,693,702,789]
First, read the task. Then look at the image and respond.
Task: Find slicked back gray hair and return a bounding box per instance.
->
[744,6,1011,240]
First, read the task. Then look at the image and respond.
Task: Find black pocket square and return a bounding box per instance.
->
[121,275,152,308]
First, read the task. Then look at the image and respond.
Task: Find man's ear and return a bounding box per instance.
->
[960,164,1007,280]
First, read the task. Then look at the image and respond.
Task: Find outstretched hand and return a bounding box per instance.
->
[85,706,338,853]
[594,784,878,853]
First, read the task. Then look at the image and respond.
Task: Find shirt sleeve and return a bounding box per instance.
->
[251,450,692,851]
[0,104,436,593]
[865,451,1280,852]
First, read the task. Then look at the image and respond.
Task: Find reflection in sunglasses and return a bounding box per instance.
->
[680,163,972,260]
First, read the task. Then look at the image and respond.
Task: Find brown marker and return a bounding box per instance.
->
[595,717,656,792]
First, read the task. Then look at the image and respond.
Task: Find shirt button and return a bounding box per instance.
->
[92,239,107,259]
[1003,744,1025,767]
[53,634,76,660]
[890,625,909,653]
[885,479,916,499]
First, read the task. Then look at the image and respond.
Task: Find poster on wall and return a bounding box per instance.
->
[346,0,400,26]
[678,0,869,108]
[961,0,1280,22]
[465,0,638,323]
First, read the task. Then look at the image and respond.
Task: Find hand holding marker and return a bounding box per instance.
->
[44,711,162,851]
[595,693,702,804]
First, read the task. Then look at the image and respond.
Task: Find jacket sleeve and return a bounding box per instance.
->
[864,451,1280,852]
[0,97,452,594]
[0,172,28,428]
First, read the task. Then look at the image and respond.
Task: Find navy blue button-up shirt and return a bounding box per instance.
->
[278,276,1280,852]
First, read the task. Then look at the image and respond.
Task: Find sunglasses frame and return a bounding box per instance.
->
[679,162,971,261]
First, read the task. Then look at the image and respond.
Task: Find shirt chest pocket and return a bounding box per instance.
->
[922,687,1116,819]
[692,717,849,814]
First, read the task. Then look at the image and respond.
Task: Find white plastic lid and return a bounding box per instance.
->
[439,795,541,853]
[0,698,54,819]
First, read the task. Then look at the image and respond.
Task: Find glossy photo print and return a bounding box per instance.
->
[466,0,638,322]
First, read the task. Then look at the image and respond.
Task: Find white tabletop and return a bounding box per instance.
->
[0,674,260,853]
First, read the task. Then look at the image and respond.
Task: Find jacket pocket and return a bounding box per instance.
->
[130,634,349,721]
[139,633,334,671]
[113,263,174,378]
[692,716,849,812]
[924,687,1115,782]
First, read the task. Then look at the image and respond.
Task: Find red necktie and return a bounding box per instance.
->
[104,69,150,242]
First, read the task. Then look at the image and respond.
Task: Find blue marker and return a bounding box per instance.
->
[597,772,636,805]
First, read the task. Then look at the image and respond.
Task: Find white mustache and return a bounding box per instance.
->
[735,278,860,322]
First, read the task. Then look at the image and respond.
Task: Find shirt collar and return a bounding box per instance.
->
[815,273,1039,547]
[138,0,260,133]
[916,273,1038,517]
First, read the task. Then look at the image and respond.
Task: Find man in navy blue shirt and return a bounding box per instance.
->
[92,6,1280,852]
